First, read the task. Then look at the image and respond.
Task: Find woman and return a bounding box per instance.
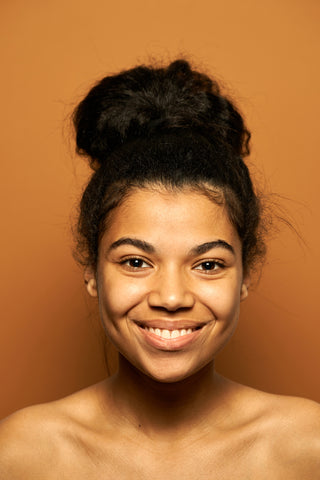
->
[0,59,319,478]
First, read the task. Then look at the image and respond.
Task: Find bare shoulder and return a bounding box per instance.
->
[223,379,320,476]
[0,382,107,479]
[270,394,320,445]
[0,403,63,479]
[253,390,320,476]
[263,393,320,437]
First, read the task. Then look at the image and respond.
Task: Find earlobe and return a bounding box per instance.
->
[240,278,250,301]
[84,268,98,297]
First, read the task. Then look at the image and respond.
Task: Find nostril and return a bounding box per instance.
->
[147,290,195,311]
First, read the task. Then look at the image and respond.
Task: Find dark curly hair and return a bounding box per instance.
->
[73,59,265,275]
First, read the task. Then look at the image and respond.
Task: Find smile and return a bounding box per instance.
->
[143,326,197,339]
[134,321,207,350]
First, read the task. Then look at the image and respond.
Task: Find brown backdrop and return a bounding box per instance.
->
[1,0,319,419]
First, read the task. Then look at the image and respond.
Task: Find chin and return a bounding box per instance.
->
[137,358,211,385]
[147,371,191,384]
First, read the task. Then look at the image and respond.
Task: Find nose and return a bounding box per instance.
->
[147,267,195,311]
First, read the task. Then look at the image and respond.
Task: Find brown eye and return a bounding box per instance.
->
[194,260,224,273]
[122,257,151,269]
[128,258,144,268]
[200,261,217,270]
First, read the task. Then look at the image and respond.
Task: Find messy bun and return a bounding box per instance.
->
[74,59,250,166]
[73,59,264,274]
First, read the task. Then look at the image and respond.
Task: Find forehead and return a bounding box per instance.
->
[101,187,241,253]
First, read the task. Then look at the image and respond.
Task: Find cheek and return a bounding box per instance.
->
[97,274,147,322]
[199,279,241,319]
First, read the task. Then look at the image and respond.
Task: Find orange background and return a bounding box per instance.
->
[1,0,319,419]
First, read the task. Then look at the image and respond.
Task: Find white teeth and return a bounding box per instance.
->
[162,329,171,339]
[144,326,196,338]
[171,330,180,339]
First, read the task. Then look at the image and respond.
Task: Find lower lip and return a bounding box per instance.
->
[136,324,204,350]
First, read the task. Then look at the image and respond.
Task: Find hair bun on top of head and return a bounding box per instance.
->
[73,59,250,168]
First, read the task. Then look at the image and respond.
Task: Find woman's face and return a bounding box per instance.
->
[86,187,249,383]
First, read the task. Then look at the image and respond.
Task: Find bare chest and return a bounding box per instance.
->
[49,435,308,480]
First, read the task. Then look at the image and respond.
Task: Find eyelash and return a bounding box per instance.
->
[120,256,152,270]
[193,260,225,274]
[120,257,225,274]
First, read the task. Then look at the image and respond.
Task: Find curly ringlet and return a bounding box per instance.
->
[73,59,266,276]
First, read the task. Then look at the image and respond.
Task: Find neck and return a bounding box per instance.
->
[104,356,231,441]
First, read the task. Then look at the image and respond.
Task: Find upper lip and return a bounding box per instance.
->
[133,319,209,330]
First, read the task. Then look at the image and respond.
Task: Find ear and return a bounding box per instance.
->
[84,267,98,297]
[240,276,250,302]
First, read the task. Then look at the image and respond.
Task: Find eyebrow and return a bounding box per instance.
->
[108,237,155,254]
[108,237,234,256]
[189,240,235,256]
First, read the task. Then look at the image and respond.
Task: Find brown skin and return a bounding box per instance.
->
[1,188,320,479]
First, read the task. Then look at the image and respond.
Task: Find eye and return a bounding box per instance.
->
[194,260,224,274]
[121,257,152,270]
